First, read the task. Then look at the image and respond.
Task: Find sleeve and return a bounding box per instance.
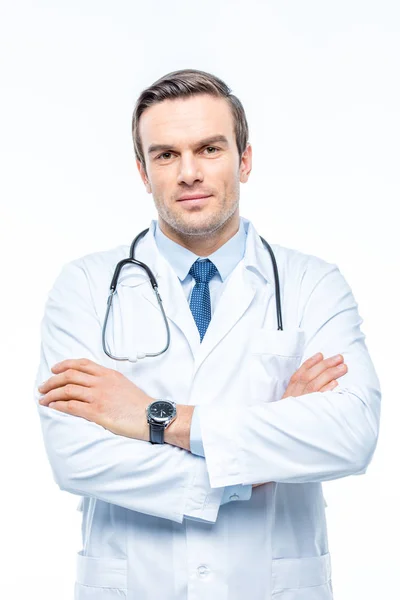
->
[198,263,381,488]
[190,406,253,506]
[34,259,226,524]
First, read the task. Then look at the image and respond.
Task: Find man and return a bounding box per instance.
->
[35,69,381,600]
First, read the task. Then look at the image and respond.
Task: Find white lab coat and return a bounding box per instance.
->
[34,218,381,600]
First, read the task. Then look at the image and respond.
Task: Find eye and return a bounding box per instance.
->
[204,146,219,154]
[157,152,173,160]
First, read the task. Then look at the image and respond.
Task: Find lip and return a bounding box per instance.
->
[177,194,212,201]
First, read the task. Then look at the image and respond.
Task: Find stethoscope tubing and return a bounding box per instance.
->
[102,227,283,363]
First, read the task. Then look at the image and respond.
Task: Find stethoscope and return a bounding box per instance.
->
[102,228,283,363]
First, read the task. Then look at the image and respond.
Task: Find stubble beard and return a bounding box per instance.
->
[153,189,240,239]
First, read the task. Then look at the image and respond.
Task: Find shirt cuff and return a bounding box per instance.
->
[189,406,252,511]
[190,405,205,457]
[221,484,253,505]
[182,458,225,523]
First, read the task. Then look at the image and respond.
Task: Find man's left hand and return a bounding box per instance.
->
[38,358,151,442]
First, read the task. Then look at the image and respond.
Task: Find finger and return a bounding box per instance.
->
[306,354,344,382]
[288,352,327,390]
[51,358,102,376]
[298,353,324,373]
[319,380,338,392]
[307,363,347,393]
[39,383,91,407]
[38,369,96,394]
[46,400,93,419]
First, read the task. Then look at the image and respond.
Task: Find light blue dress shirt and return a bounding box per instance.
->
[154,218,253,508]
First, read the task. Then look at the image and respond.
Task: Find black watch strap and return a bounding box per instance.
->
[149,421,165,444]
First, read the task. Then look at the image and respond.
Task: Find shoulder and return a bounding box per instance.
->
[270,242,339,286]
[75,244,130,285]
[266,243,353,328]
[245,217,339,291]
[271,242,354,324]
[56,244,129,284]
[49,244,130,320]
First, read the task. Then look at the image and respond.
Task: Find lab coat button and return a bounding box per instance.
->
[197,565,210,577]
[229,493,240,501]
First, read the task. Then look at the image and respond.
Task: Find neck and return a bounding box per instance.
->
[158,213,240,256]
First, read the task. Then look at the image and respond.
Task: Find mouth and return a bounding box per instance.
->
[177,194,212,207]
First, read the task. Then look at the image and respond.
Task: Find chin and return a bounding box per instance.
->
[179,216,227,237]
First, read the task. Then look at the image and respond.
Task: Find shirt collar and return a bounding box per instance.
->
[154,217,247,282]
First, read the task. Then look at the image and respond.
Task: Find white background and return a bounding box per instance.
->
[1,1,399,598]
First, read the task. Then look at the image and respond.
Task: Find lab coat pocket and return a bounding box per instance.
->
[249,328,305,404]
[74,551,127,599]
[271,553,333,599]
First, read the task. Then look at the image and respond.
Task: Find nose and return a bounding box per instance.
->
[177,152,204,186]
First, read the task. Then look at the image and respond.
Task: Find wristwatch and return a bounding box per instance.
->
[146,399,177,444]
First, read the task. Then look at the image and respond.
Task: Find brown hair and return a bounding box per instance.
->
[132,68,249,174]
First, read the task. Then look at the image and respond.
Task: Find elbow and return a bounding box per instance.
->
[41,428,85,495]
[351,417,380,476]
[344,387,381,476]
[353,432,379,475]
[50,459,89,498]
[45,448,76,493]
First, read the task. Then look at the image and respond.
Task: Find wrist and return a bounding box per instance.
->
[164,404,194,451]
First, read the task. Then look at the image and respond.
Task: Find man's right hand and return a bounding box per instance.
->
[252,352,348,489]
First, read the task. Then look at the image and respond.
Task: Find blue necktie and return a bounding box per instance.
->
[189,258,218,342]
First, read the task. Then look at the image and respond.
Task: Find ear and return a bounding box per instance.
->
[136,159,152,193]
[239,143,252,184]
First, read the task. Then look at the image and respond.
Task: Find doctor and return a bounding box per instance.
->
[35,68,381,600]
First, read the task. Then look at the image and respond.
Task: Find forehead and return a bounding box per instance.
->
[139,94,235,149]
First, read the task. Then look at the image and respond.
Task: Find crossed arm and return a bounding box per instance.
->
[37,352,348,454]
[38,358,195,450]
[35,258,381,522]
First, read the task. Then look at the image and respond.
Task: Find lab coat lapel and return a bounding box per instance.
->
[192,219,276,374]
[152,265,201,357]
[193,262,257,374]
[130,224,201,357]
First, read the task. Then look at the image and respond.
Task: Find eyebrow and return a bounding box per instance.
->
[147,135,229,156]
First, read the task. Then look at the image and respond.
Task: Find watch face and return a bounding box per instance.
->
[149,401,174,421]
